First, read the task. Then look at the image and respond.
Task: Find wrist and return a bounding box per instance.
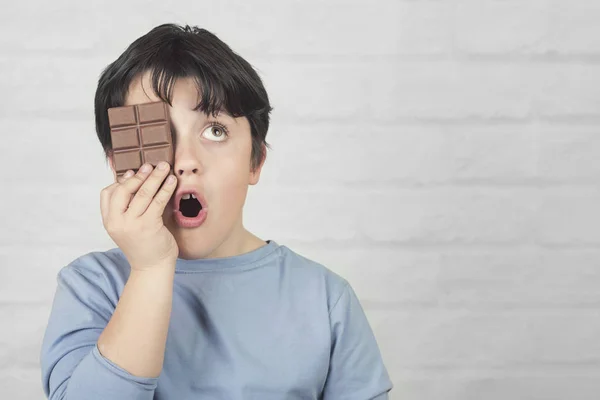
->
[130,261,176,275]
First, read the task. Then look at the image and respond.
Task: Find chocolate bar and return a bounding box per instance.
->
[107,101,174,178]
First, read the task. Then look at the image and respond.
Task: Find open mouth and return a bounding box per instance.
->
[179,193,203,218]
[172,188,208,228]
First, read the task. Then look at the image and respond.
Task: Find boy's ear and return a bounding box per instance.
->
[249,145,266,186]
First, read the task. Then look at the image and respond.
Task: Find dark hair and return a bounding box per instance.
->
[94,23,273,173]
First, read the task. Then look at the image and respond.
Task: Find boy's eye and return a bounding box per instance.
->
[201,123,229,142]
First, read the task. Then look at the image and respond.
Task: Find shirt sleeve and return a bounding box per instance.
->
[321,282,394,400]
[40,264,159,400]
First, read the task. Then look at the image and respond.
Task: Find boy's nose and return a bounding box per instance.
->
[174,156,201,177]
[177,168,198,176]
[172,139,203,177]
[175,163,199,177]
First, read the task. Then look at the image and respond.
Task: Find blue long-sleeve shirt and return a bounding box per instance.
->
[40,239,393,399]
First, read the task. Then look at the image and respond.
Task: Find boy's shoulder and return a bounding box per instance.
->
[61,246,129,273]
[277,243,347,280]
[56,247,131,296]
[276,243,351,309]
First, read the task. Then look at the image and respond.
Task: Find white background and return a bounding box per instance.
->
[1,1,600,399]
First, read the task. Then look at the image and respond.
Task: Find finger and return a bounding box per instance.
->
[117,169,135,184]
[145,173,178,218]
[111,165,153,214]
[100,184,117,221]
[118,170,137,209]
[101,170,133,220]
[126,162,172,217]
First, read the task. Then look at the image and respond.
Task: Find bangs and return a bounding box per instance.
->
[145,58,232,119]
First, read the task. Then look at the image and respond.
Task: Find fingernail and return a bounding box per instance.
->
[158,161,169,170]
[167,175,176,184]
[140,164,152,173]
[124,170,134,178]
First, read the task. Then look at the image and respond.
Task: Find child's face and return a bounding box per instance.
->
[109,70,264,260]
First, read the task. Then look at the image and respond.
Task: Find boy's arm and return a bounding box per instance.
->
[98,263,175,378]
[321,282,394,400]
[40,261,175,400]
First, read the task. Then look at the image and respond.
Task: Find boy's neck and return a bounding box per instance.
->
[237,229,269,255]
[177,228,267,261]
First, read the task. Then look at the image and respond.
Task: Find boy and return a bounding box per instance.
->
[40,23,393,399]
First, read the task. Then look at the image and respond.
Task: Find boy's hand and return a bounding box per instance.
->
[100,161,179,271]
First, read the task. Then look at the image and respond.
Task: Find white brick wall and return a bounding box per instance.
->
[1,1,599,398]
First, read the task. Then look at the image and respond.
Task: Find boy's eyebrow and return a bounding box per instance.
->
[214,109,233,119]
[192,105,233,119]
[168,110,234,133]
[211,108,237,125]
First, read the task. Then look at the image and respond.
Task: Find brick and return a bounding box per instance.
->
[537,64,600,118]
[370,61,537,121]
[455,0,549,54]
[537,123,600,182]
[548,0,600,54]
[537,188,600,244]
